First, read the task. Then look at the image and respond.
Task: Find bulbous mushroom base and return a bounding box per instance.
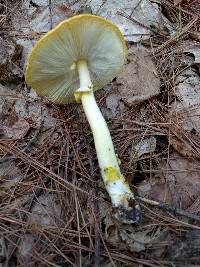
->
[112,199,141,224]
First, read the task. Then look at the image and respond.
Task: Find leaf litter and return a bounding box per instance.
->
[116,46,160,106]
[0,0,200,266]
[87,0,173,42]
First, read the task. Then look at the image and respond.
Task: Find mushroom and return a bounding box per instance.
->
[25,14,140,224]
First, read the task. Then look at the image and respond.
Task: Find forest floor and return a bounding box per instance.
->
[1,0,200,266]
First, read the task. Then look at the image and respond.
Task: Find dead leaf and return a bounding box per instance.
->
[149,153,200,210]
[120,227,161,252]
[0,96,30,140]
[18,193,61,261]
[0,160,29,214]
[89,0,172,42]
[0,160,22,189]
[184,44,200,65]
[187,46,200,64]
[2,117,30,140]
[170,135,195,157]
[28,194,61,226]
[174,0,194,6]
[189,32,200,42]
[176,41,200,68]
[106,94,121,117]
[172,69,200,133]
[0,37,22,81]
[168,230,200,261]
[18,234,36,261]
[134,136,156,158]
[116,47,160,106]
[104,213,162,252]
[12,3,75,68]
[137,180,152,197]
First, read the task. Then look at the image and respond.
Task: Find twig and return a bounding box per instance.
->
[130,0,143,17]
[74,189,82,267]
[49,0,53,30]
[117,10,167,37]
[5,171,51,266]
[137,196,200,222]
[92,209,117,267]
[0,238,5,267]
[151,16,199,55]
[0,142,103,199]
[94,198,101,267]
[86,141,101,267]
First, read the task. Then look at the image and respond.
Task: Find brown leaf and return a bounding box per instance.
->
[0,37,23,81]
[172,69,200,134]
[116,47,160,106]
[104,213,162,252]
[3,117,30,140]
[0,160,27,214]
[170,135,195,157]
[149,153,200,210]
[134,137,156,158]
[0,161,22,188]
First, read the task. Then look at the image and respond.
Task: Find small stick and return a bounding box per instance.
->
[92,209,117,267]
[117,10,167,37]
[137,196,200,222]
[151,16,199,55]
[0,238,5,267]
[49,0,53,30]
[94,199,101,267]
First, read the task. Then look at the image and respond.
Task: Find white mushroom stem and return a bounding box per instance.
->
[76,60,135,209]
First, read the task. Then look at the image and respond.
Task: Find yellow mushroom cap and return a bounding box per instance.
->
[25,14,127,104]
